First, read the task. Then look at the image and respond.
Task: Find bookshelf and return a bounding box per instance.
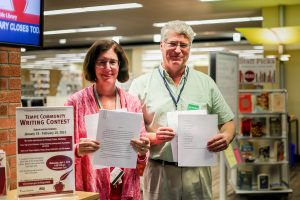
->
[230,89,292,194]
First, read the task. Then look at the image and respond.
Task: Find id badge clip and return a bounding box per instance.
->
[110,167,124,186]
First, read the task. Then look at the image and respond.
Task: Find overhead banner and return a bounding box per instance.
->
[239,58,276,84]
[16,106,74,199]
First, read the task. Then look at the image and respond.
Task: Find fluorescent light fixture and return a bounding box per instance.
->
[153,34,161,42]
[44,3,142,15]
[44,26,116,35]
[191,47,225,52]
[153,16,263,27]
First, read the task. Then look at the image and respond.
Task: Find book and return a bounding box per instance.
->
[273,141,285,161]
[257,174,270,190]
[237,170,252,190]
[250,117,267,137]
[254,92,269,112]
[269,92,286,112]
[224,144,243,168]
[241,117,252,136]
[240,141,256,163]
[269,116,282,137]
[239,93,253,113]
[258,145,270,161]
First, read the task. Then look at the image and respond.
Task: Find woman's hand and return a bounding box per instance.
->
[131,136,150,156]
[77,138,100,157]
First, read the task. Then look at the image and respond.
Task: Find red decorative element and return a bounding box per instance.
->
[60,169,73,181]
[245,70,255,82]
[12,0,27,14]
[53,181,64,193]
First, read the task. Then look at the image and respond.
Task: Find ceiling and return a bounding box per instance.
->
[42,0,300,49]
[21,0,300,70]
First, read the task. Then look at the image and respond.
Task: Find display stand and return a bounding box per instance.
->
[232,89,293,195]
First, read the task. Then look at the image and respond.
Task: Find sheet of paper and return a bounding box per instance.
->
[167,110,207,162]
[85,113,106,169]
[85,109,127,169]
[178,114,218,167]
[93,110,142,168]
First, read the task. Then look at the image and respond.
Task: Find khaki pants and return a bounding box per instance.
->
[142,159,212,200]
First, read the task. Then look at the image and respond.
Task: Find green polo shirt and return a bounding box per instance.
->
[129,65,234,162]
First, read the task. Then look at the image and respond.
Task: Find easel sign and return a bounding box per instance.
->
[16,106,75,199]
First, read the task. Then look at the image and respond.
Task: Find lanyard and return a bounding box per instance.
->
[93,85,120,109]
[158,67,189,110]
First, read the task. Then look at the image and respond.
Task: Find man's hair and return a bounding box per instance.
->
[160,20,195,43]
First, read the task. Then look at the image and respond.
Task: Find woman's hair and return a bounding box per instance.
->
[83,40,129,83]
[160,20,195,43]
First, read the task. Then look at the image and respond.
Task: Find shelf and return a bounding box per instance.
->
[238,160,288,166]
[237,136,287,140]
[232,184,292,194]
[239,112,287,115]
[239,89,288,93]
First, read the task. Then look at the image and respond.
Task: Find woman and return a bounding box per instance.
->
[65,40,150,200]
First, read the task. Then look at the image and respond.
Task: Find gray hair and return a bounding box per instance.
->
[160,20,195,43]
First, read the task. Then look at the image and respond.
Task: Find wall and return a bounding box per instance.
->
[263,5,300,151]
[0,45,21,190]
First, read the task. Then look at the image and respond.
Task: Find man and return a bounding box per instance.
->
[129,20,235,200]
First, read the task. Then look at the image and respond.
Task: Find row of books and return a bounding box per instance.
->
[239,92,286,113]
[237,170,285,190]
[240,116,282,137]
[239,140,285,163]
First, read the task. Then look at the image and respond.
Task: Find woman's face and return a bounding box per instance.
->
[95,48,119,84]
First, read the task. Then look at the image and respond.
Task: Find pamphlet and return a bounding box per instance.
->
[16,107,75,198]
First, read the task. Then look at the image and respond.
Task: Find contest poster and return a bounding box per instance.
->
[239,58,276,84]
[16,107,75,198]
[0,0,42,46]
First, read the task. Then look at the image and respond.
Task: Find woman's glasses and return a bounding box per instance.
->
[95,59,119,68]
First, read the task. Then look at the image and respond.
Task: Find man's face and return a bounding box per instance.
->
[160,32,191,70]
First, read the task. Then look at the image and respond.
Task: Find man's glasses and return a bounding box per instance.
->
[164,41,190,50]
[95,59,119,68]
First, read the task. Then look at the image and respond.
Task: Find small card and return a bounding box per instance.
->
[110,167,124,186]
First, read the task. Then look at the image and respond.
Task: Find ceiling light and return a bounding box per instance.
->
[59,39,67,44]
[233,33,241,42]
[153,34,161,42]
[153,16,263,27]
[44,26,117,35]
[112,36,122,43]
[279,54,290,61]
[44,3,142,15]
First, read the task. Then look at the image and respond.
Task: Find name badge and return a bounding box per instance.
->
[187,104,200,110]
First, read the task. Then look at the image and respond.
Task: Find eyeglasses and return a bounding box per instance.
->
[95,59,119,68]
[164,41,190,50]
